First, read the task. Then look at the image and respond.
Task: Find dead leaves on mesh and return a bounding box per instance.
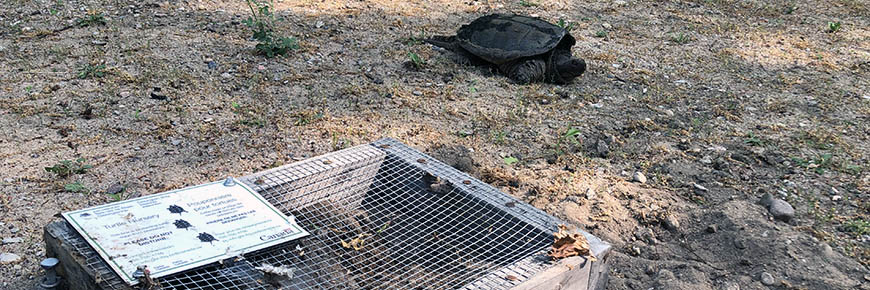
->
[548,224,595,261]
[341,233,372,251]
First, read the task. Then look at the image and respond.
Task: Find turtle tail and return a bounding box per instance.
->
[424,35,458,51]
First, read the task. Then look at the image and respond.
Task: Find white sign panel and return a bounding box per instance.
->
[63,179,309,285]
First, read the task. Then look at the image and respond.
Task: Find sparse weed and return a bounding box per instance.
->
[595,30,608,38]
[556,19,575,31]
[76,11,106,27]
[784,5,797,14]
[45,158,93,178]
[408,52,426,69]
[404,29,426,45]
[843,219,870,236]
[670,32,691,44]
[492,130,508,144]
[77,63,107,79]
[791,153,834,174]
[107,187,126,201]
[244,0,299,58]
[503,156,519,165]
[292,109,324,126]
[519,0,538,7]
[64,182,90,194]
[744,131,764,146]
[554,128,582,155]
[827,21,841,33]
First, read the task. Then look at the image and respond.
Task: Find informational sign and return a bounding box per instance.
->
[63,179,309,285]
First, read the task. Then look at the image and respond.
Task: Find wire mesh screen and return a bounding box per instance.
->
[47,138,570,290]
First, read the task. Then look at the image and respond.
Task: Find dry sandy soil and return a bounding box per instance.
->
[1,0,869,289]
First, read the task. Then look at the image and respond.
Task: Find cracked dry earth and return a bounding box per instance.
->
[1,0,868,289]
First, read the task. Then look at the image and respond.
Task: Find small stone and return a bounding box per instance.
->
[565,195,582,204]
[862,95,870,100]
[832,195,842,201]
[0,253,21,264]
[2,237,22,244]
[734,239,747,249]
[257,65,266,70]
[539,98,550,105]
[693,183,709,192]
[412,91,423,96]
[663,214,680,231]
[760,272,775,286]
[644,265,655,275]
[820,243,834,259]
[207,61,218,69]
[171,139,182,146]
[221,72,232,78]
[106,183,125,195]
[768,199,795,222]
[602,23,612,29]
[632,171,647,184]
[706,224,718,233]
[596,139,610,157]
[585,187,596,200]
[657,269,675,280]
[720,282,740,290]
[759,193,774,208]
[119,91,131,98]
[614,0,627,6]
[9,227,19,234]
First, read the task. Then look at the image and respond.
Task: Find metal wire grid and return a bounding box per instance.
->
[49,139,564,289]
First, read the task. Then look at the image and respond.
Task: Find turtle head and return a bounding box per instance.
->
[555,58,586,83]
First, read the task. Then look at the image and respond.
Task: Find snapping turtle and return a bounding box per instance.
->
[426,14,586,84]
[167,205,187,215]
[197,232,218,245]
[173,219,193,230]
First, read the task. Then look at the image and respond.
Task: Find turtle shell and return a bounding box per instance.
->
[455,14,574,64]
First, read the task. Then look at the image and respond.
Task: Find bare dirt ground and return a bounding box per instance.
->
[1,0,868,289]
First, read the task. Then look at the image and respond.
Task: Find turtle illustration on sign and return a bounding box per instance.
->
[167,205,187,215]
[197,232,218,245]
[173,219,193,230]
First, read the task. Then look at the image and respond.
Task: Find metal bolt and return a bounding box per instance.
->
[223,177,236,187]
[39,258,61,289]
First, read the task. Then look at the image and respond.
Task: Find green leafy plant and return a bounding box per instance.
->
[76,11,106,27]
[744,131,764,146]
[492,130,508,144]
[791,153,834,174]
[594,30,608,38]
[408,52,426,69]
[45,158,93,177]
[243,0,299,58]
[556,19,575,31]
[670,32,691,44]
[65,182,90,194]
[107,188,125,201]
[827,21,841,33]
[553,128,582,156]
[843,219,870,235]
[503,156,519,165]
[404,28,426,45]
[77,63,107,79]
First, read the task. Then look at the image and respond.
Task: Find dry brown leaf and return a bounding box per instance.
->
[548,224,596,261]
[341,233,371,251]
[505,275,519,281]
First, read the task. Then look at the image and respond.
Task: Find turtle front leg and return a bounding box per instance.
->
[499,59,547,84]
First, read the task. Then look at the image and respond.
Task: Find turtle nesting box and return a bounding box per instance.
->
[44,138,610,290]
